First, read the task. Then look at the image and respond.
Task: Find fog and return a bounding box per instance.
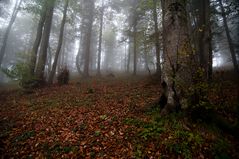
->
[0,0,238,84]
[0,1,239,158]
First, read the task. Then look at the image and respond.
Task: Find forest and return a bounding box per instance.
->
[0,0,239,158]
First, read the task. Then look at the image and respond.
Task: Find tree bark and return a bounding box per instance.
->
[127,38,131,73]
[219,0,239,74]
[35,0,55,81]
[29,0,47,74]
[198,0,213,81]
[153,0,161,79]
[160,0,192,113]
[133,20,137,76]
[82,0,95,78]
[48,0,69,84]
[0,0,23,66]
[97,0,104,76]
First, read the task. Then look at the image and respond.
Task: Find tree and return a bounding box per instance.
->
[97,0,104,76]
[29,0,48,75]
[81,0,95,77]
[160,0,193,112]
[48,0,69,84]
[130,0,140,75]
[153,0,162,78]
[197,0,213,81]
[35,0,55,82]
[103,28,116,71]
[133,15,138,75]
[218,0,239,74]
[0,0,23,66]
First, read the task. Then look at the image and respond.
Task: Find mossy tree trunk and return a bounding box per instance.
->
[161,0,193,112]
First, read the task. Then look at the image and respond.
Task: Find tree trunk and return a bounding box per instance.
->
[48,0,69,84]
[153,0,161,79]
[29,0,47,74]
[198,0,213,81]
[143,32,150,75]
[47,46,52,78]
[133,21,137,76]
[83,0,95,78]
[127,38,131,73]
[0,0,22,66]
[160,0,192,113]
[219,0,239,74]
[35,0,55,82]
[97,0,104,76]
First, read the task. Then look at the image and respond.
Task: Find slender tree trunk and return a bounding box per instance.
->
[83,0,95,78]
[143,46,150,75]
[48,0,69,84]
[76,32,84,76]
[29,1,47,74]
[198,0,213,81]
[160,0,166,71]
[0,0,22,66]
[35,0,55,81]
[219,0,239,74]
[97,0,104,76]
[125,41,127,72]
[127,38,131,73]
[133,21,137,75]
[153,0,161,79]
[47,46,52,77]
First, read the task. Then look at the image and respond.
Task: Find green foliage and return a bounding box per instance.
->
[134,144,143,158]
[123,117,146,127]
[188,68,215,120]
[163,129,203,159]
[14,130,35,142]
[138,121,165,140]
[57,67,69,85]
[213,138,231,159]
[123,117,165,140]
[1,63,38,89]
[94,130,101,137]
[100,114,107,120]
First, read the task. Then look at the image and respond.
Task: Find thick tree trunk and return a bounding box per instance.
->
[29,0,47,74]
[160,0,192,113]
[153,0,161,79]
[198,0,212,81]
[0,0,22,66]
[83,0,95,78]
[219,0,239,74]
[97,0,104,76]
[48,0,69,84]
[35,0,55,81]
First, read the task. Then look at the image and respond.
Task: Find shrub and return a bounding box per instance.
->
[187,68,214,121]
[57,66,69,85]
[1,63,39,89]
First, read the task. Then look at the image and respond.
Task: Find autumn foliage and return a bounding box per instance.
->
[0,77,238,158]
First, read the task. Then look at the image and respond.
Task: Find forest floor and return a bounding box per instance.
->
[0,76,238,158]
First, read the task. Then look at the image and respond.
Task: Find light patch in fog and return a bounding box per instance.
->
[213,55,223,68]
